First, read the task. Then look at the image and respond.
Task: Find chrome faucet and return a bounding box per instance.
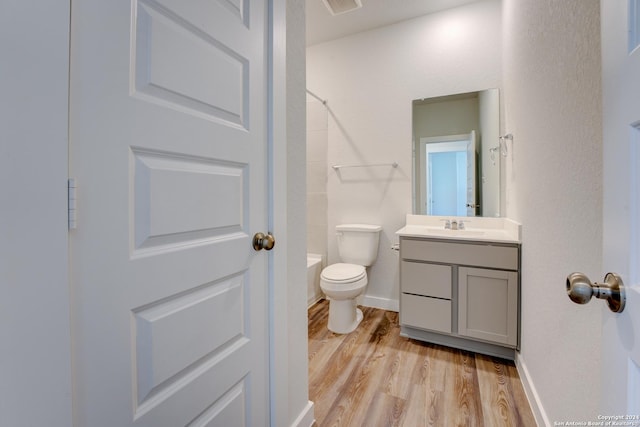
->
[444,219,468,230]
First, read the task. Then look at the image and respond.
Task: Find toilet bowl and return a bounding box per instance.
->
[321,263,367,333]
[320,224,382,334]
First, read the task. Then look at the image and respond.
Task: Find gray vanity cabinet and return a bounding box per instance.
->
[399,236,521,359]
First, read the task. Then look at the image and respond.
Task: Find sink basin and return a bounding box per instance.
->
[422,228,485,237]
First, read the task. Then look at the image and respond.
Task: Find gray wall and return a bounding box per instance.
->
[503,0,603,423]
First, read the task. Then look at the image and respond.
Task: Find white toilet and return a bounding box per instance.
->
[320,224,382,334]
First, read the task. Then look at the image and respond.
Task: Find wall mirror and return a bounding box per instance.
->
[412,88,501,217]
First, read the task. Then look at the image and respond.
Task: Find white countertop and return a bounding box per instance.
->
[396,214,521,244]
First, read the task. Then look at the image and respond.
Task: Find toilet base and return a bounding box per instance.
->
[327,298,363,334]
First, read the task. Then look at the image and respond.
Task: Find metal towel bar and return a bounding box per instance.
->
[332,162,398,170]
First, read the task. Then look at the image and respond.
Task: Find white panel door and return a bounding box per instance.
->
[69,1,270,425]
[600,0,640,415]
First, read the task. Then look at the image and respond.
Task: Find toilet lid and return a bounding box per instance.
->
[321,263,366,283]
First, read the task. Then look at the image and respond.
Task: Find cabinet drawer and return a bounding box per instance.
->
[401,238,518,270]
[401,261,451,299]
[400,294,451,334]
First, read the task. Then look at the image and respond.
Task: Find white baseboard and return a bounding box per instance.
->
[515,353,550,427]
[361,295,399,312]
[307,295,323,309]
[290,400,315,427]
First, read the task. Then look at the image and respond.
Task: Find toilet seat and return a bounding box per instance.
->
[320,263,365,283]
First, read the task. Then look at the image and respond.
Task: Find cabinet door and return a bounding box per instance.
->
[458,267,518,347]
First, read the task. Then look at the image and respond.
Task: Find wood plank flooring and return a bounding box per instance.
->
[308,300,537,427]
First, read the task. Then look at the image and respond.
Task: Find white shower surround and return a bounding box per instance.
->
[307,253,324,307]
[307,98,329,258]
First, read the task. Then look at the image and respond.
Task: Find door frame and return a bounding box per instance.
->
[0,1,72,425]
[268,0,292,425]
[1,0,289,425]
[418,134,472,215]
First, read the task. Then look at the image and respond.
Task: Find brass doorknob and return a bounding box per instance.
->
[566,272,626,313]
[253,232,275,251]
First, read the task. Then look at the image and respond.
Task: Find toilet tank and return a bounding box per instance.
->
[336,224,382,266]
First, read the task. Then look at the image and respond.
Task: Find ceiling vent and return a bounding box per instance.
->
[322,0,363,15]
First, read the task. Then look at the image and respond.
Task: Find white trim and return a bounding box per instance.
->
[269,0,290,425]
[418,133,474,215]
[515,353,550,427]
[361,295,399,312]
[629,0,640,53]
[307,296,324,309]
[0,1,72,425]
[290,401,315,427]
[420,136,470,151]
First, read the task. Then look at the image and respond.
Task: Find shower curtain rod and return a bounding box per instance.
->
[306,89,327,105]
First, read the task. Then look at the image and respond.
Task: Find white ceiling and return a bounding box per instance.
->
[306,0,484,46]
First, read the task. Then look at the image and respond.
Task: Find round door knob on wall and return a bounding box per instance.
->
[253,232,275,251]
[566,272,626,313]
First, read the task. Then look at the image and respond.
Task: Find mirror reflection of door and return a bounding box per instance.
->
[419,131,476,216]
[412,89,500,218]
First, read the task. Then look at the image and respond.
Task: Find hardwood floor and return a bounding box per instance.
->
[308,300,537,427]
